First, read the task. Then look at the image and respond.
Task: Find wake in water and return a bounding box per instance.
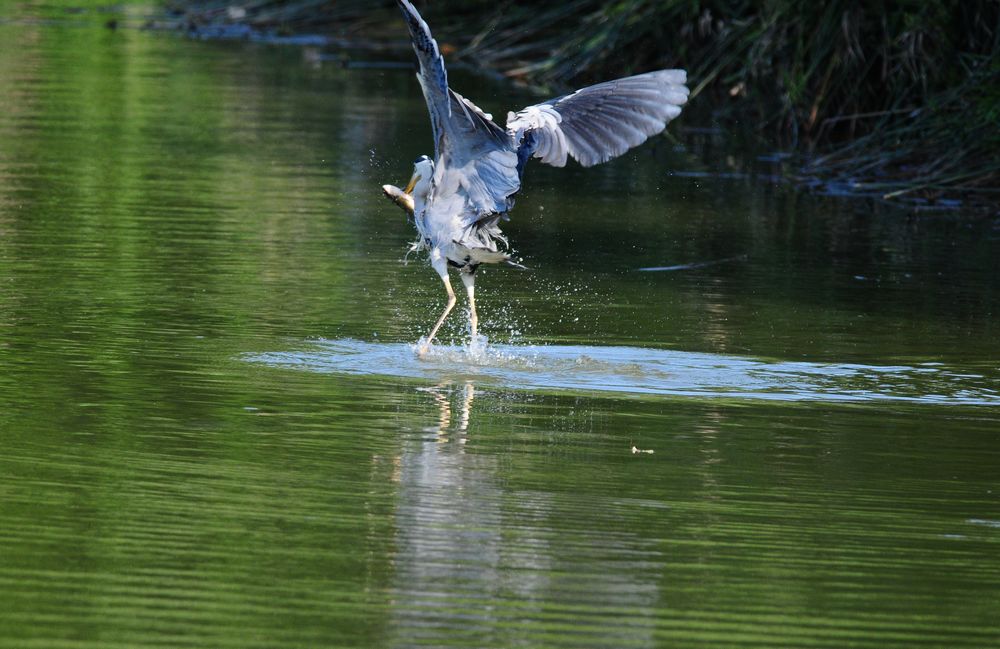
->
[245,339,1000,405]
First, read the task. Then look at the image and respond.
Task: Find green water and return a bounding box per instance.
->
[2,5,1000,648]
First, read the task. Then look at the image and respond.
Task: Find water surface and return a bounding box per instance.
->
[1,4,999,649]
[250,338,1000,405]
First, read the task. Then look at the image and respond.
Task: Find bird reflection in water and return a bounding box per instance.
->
[373,381,665,647]
[419,381,475,443]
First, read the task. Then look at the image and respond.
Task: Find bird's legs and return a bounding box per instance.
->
[460,271,478,340]
[419,262,456,356]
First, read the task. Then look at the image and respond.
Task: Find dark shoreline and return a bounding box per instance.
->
[156,1,1000,214]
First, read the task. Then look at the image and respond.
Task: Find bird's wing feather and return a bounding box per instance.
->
[434,90,520,221]
[396,0,449,155]
[397,0,520,221]
[506,70,689,169]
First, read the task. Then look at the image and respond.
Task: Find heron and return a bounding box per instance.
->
[383,0,689,355]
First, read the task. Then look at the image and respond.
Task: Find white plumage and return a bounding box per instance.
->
[386,0,689,354]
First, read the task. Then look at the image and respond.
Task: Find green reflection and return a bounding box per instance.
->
[1,5,999,649]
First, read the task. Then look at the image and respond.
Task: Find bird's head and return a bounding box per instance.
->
[405,154,434,199]
[381,155,434,216]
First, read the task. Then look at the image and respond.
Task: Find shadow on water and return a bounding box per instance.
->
[247,339,1000,405]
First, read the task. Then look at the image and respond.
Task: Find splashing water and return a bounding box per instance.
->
[246,339,1000,405]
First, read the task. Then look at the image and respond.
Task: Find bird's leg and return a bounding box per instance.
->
[419,262,456,356]
[460,271,478,341]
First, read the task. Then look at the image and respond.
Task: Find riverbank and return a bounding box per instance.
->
[163,1,1000,212]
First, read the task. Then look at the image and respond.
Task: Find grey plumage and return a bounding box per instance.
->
[388,0,688,352]
[507,70,689,168]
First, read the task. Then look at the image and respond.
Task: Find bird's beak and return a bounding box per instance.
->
[403,172,421,195]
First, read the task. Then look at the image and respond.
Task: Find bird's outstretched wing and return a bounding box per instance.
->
[395,0,449,155]
[506,70,689,170]
[396,0,520,218]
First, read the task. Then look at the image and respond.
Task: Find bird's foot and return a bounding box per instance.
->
[465,333,487,356]
[415,337,433,358]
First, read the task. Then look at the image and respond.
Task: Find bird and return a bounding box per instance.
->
[383,0,689,355]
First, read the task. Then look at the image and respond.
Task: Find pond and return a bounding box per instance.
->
[1,5,999,648]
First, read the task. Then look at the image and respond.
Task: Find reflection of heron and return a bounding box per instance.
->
[384,0,689,354]
[421,381,475,442]
[383,381,665,646]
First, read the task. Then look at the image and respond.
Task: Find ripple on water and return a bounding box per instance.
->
[245,339,1000,405]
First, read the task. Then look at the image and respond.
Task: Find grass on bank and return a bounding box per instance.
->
[167,0,1000,207]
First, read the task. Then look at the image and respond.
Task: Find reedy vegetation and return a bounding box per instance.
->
[170,0,1000,205]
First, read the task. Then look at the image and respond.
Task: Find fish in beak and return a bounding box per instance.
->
[382,184,414,216]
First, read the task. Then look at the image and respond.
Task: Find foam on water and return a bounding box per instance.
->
[246,339,1000,405]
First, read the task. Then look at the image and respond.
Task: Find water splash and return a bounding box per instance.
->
[245,339,1000,405]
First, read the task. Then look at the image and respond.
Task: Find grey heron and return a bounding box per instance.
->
[384,0,689,354]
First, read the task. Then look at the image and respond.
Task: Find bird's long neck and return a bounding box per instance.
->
[412,195,430,240]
